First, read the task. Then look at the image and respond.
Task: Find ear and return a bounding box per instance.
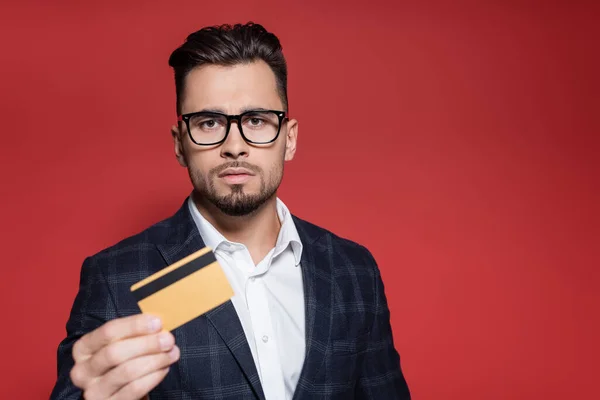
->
[284,118,298,161]
[171,124,188,168]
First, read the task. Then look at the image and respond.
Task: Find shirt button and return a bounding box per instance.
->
[250,277,256,282]
[262,335,269,343]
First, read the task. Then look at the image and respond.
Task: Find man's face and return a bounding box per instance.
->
[172,60,298,216]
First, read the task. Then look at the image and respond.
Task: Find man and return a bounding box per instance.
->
[50,22,411,400]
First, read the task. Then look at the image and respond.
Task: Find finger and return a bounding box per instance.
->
[110,367,171,400]
[73,314,162,362]
[84,330,175,378]
[85,346,179,400]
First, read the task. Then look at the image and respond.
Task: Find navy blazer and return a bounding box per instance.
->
[50,198,411,399]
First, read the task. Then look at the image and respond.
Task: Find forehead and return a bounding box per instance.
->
[180,60,282,114]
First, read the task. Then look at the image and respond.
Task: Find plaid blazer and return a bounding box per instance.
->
[50,198,411,399]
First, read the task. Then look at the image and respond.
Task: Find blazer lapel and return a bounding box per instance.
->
[292,217,334,399]
[205,302,265,400]
[155,198,265,400]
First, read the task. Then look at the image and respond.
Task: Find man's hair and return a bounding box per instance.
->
[168,22,288,115]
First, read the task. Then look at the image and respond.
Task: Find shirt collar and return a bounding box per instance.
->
[273,197,303,266]
[187,195,303,266]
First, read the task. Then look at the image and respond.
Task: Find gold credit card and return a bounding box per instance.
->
[130,247,233,331]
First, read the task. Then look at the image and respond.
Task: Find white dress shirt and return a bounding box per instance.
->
[188,196,305,400]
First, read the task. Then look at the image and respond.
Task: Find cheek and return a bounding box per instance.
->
[263,152,285,181]
[186,156,216,185]
[185,147,219,172]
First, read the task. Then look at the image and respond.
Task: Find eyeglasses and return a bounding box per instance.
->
[178,109,288,146]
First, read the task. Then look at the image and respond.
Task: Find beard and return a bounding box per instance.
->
[189,160,282,217]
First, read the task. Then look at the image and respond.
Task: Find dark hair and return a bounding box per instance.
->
[168,22,288,115]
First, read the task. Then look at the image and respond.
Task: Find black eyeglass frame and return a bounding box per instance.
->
[177,109,288,146]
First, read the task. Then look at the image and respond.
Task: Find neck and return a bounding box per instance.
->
[191,191,281,264]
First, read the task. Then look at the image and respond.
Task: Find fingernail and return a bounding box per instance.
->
[159,332,173,350]
[168,346,180,361]
[149,317,162,332]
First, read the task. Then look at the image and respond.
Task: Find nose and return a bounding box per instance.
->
[220,120,249,159]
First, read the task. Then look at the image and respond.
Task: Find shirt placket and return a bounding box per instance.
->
[238,250,287,400]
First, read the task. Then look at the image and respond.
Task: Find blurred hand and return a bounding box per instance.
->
[69,314,179,400]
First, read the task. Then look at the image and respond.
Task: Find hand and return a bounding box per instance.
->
[69,314,180,400]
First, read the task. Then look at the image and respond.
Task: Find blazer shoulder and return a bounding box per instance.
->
[89,211,178,261]
[292,215,378,266]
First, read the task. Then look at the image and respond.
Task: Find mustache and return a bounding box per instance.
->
[210,161,261,176]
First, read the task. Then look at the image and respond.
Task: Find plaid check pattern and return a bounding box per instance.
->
[50,198,411,399]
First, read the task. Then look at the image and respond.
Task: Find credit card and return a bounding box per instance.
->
[130,247,233,331]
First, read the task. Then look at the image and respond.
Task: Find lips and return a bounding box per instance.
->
[218,167,255,178]
[217,167,255,184]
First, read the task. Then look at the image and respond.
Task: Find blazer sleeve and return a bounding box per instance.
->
[355,251,411,399]
[49,256,118,400]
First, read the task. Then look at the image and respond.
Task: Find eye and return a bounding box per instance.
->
[202,119,217,128]
[190,115,225,131]
[249,117,264,126]
[244,113,270,129]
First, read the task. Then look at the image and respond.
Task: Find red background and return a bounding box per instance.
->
[0,1,598,398]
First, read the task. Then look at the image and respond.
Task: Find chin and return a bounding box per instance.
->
[227,183,258,194]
